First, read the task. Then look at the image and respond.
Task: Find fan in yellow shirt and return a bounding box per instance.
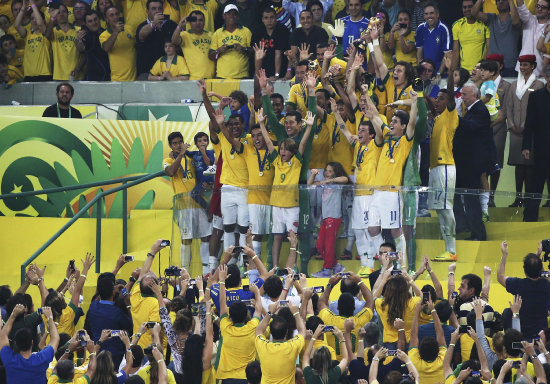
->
[451,10,490,73]
[46,5,80,81]
[329,98,358,176]
[7,0,31,49]
[99,6,136,81]
[121,0,147,34]
[286,63,323,118]
[308,89,333,170]
[180,0,218,34]
[148,41,189,80]
[387,11,417,66]
[208,5,251,79]
[171,11,215,79]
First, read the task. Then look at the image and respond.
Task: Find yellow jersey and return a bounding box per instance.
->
[163,1,180,23]
[8,48,25,72]
[375,296,421,342]
[255,334,305,384]
[287,81,323,118]
[149,55,190,78]
[309,112,332,169]
[353,139,382,196]
[459,333,493,362]
[328,118,355,175]
[240,141,275,205]
[130,282,164,349]
[219,134,249,187]
[47,374,90,384]
[318,307,374,360]
[269,151,302,208]
[430,107,458,169]
[215,315,260,380]
[122,0,147,33]
[382,32,394,69]
[7,64,24,85]
[137,365,177,384]
[375,74,412,122]
[0,1,13,23]
[373,126,414,188]
[42,302,78,344]
[8,23,31,50]
[180,30,215,79]
[452,18,490,73]
[408,347,446,384]
[181,0,218,34]
[393,30,417,66]
[23,30,52,77]
[99,28,137,81]
[314,57,347,81]
[51,24,80,80]
[163,155,200,208]
[210,25,251,79]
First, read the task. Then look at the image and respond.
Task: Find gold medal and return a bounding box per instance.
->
[314,134,318,139]
[230,154,235,159]
[183,178,188,182]
[390,158,395,163]
[259,171,263,176]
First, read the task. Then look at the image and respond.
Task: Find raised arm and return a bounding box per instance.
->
[409,300,423,348]
[425,258,443,298]
[333,326,349,371]
[497,241,508,287]
[256,302,280,336]
[256,108,275,153]
[472,0,488,23]
[33,264,49,306]
[351,272,373,309]
[138,240,167,280]
[0,304,25,348]
[444,329,460,378]
[298,110,315,156]
[522,341,546,384]
[405,91,418,139]
[509,0,521,26]
[394,318,406,352]
[430,298,446,347]
[250,282,262,319]
[319,274,342,311]
[346,54,364,111]
[218,264,229,316]
[152,346,168,384]
[202,300,214,371]
[370,27,389,81]
[345,319,357,360]
[369,348,387,384]
[43,306,60,351]
[303,324,324,368]
[71,253,95,308]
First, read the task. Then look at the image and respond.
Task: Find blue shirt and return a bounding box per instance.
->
[415,20,451,70]
[328,297,366,315]
[1,345,54,384]
[187,150,215,184]
[230,104,251,134]
[418,322,455,346]
[340,16,370,52]
[210,278,264,312]
[84,300,133,364]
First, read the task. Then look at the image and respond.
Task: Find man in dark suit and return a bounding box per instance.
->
[522,66,550,222]
[452,82,490,241]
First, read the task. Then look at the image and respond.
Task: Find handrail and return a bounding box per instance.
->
[0,174,152,199]
[16,170,166,283]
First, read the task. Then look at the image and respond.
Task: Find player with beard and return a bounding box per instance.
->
[42,83,82,118]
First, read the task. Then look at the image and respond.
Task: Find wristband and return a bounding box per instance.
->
[219,282,225,285]
[48,316,54,321]
[80,274,87,279]
[157,359,165,364]
[126,305,131,308]
[357,280,364,286]
[64,277,69,282]
[289,248,296,251]
[37,277,43,282]
[372,39,380,47]
[89,352,96,356]
[405,361,412,365]
[311,337,316,341]
[293,311,300,317]
[252,255,258,261]
[206,312,211,315]
[339,339,345,343]
[126,348,132,353]
[449,343,455,347]
[373,356,380,361]
[282,288,289,292]
[431,309,436,314]
[133,333,141,338]
[205,288,211,292]
[287,67,293,72]
[147,252,155,257]
[398,328,405,332]
[176,25,181,30]
[394,100,405,106]
[531,355,538,360]
[367,42,374,53]
[129,276,137,283]
[448,272,454,275]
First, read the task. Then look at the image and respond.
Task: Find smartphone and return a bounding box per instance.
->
[118,16,124,23]
[78,330,86,339]
[293,274,300,281]
[459,325,469,334]
[451,291,458,299]
[542,271,549,278]
[312,286,325,293]
[111,330,120,337]
[422,291,430,303]
[276,269,288,277]
[37,307,43,315]
[512,361,521,369]
[511,342,523,350]
[189,279,196,285]
[399,23,408,28]
[389,252,399,259]
[163,14,170,20]
[160,240,170,247]
[143,346,153,355]
[146,322,157,329]
[120,287,128,297]
[69,259,75,271]
[241,299,253,306]
[124,255,134,262]
[186,15,197,22]
[242,285,250,291]
[232,246,243,254]
[391,270,402,275]
[386,350,397,356]
[323,326,334,332]
[471,371,481,377]
[191,302,206,316]
[340,272,350,279]
[279,300,289,306]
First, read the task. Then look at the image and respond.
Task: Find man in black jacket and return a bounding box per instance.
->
[522,66,550,222]
[452,82,489,241]
[76,10,110,81]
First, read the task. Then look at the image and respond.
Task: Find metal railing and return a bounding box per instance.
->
[0,171,165,283]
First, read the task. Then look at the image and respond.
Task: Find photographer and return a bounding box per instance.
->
[497,241,550,339]
[76,10,110,81]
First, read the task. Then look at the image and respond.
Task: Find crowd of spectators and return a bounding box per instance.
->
[2,238,550,384]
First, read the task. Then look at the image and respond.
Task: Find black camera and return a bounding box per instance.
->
[186,15,197,22]
[412,77,423,92]
[164,266,181,276]
[542,239,550,261]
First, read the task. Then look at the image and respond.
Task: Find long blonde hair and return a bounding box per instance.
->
[310,346,332,384]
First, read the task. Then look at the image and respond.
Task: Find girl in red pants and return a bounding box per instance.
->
[308,162,349,278]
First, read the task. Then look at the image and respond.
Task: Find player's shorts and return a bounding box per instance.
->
[249,204,271,235]
[428,164,456,210]
[272,206,299,234]
[351,195,372,229]
[369,190,403,229]
[298,188,311,233]
[402,189,417,227]
[212,214,223,231]
[221,185,249,227]
[176,208,212,240]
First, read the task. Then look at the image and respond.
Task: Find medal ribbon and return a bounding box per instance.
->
[256,148,268,173]
[356,145,367,168]
[57,103,71,118]
[384,135,400,162]
[332,121,340,147]
[173,152,188,178]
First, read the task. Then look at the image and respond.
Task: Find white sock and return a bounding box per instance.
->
[239,232,247,247]
[480,192,489,214]
[354,229,368,267]
[345,232,355,252]
[200,242,209,275]
[252,240,262,257]
[223,231,235,251]
[180,243,191,270]
[209,256,218,272]
[369,232,384,269]
[438,209,456,254]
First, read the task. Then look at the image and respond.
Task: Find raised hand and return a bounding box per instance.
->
[304,110,315,126]
[288,229,298,248]
[219,264,228,282]
[298,43,311,61]
[196,79,206,95]
[253,42,266,61]
[509,294,522,314]
[257,68,268,90]
[256,107,266,124]
[214,108,226,127]
[81,252,95,272]
[352,53,364,70]
[501,241,508,255]
[323,45,336,61]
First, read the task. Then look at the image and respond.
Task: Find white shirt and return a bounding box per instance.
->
[516,4,549,76]
[282,0,334,28]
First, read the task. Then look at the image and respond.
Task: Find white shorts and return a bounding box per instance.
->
[212,214,223,231]
[351,195,372,229]
[272,206,299,234]
[249,204,271,235]
[428,165,456,210]
[176,208,212,240]
[221,185,249,227]
[369,190,402,229]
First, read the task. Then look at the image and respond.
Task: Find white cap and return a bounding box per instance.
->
[224,4,238,13]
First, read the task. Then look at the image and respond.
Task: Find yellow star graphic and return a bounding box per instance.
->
[11,184,23,193]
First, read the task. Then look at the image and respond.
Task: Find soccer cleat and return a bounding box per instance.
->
[332,263,346,274]
[416,208,431,217]
[482,212,490,222]
[311,268,333,278]
[358,266,375,277]
[431,252,458,262]
[203,165,217,176]
[340,250,352,260]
